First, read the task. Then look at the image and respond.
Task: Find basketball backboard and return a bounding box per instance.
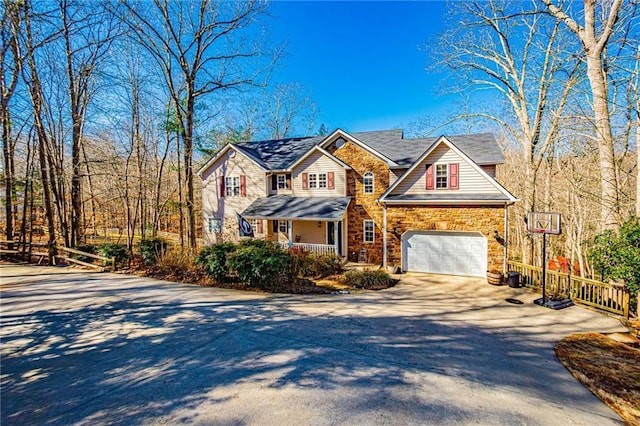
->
[526,212,561,235]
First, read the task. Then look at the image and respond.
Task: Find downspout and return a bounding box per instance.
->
[503,202,514,274]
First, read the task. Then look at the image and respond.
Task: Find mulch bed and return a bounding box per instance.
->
[555,332,640,425]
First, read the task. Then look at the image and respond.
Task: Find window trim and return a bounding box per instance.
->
[225,176,241,196]
[317,173,327,188]
[307,173,328,190]
[277,174,287,190]
[363,172,374,194]
[435,164,448,189]
[363,220,375,243]
[208,217,222,233]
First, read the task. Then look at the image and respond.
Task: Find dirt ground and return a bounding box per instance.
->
[555,332,640,425]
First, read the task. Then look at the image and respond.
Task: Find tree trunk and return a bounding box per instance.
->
[586,55,620,229]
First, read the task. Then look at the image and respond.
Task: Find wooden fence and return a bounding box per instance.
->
[0,241,115,272]
[507,260,630,318]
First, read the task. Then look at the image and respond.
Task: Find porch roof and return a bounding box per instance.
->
[242,195,351,221]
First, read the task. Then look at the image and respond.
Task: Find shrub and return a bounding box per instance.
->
[138,238,168,265]
[344,269,395,290]
[98,243,130,266]
[195,243,237,282]
[227,239,292,289]
[152,249,207,282]
[298,252,344,278]
[589,216,640,314]
[71,244,97,263]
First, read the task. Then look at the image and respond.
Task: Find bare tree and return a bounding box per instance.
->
[1,0,22,240]
[117,0,278,251]
[58,0,118,247]
[540,0,635,229]
[435,0,580,262]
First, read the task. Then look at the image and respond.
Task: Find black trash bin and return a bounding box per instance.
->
[507,271,521,288]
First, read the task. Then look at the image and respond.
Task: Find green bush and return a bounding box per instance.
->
[301,252,344,278]
[589,216,640,313]
[98,243,130,266]
[72,244,97,263]
[344,269,394,289]
[138,238,168,265]
[195,243,237,282]
[227,239,291,289]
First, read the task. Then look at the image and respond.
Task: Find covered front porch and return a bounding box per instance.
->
[242,195,350,256]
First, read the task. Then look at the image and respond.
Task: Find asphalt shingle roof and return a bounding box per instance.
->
[236,136,324,170]
[242,195,351,221]
[230,130,504,171]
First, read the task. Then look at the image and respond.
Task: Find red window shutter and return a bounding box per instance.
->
[271,175,277,191]
[286,173,291,189]
[425,164,434,190]
[449,163,459,190]
[220,176,225,197]
[328,172,335,189]
[257,220,263,234]
[302,173,308,190]
[240,175,246,197]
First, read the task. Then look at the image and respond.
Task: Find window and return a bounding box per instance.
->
[278,220,288,233]
[363,172,374,194]
[436,164,448,189]
[225,176,240,196]
[208,217,222,233]
[250,219,258,234]
[363,220,375,243]
[317,173,327,188]
[307,173,327,189]
[277,175,287,189]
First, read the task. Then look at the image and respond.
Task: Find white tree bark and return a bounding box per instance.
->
[541,0,623,229]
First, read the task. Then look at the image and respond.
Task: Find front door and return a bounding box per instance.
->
[327,221,343,256]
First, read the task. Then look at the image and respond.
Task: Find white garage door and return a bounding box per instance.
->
[402,231,487,277]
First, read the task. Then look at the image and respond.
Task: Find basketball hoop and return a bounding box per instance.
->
[526,212,562,309]
[526,212,561,235]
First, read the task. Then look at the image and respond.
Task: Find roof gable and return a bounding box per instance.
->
[321,129,400,167]
[380,136,516,203]
[197,143,268,177]
[289,145,352,171]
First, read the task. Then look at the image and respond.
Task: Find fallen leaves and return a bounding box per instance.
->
[556,332,640,425]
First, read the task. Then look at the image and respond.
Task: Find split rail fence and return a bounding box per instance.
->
[507,260,630,318]
[0,241,115,272]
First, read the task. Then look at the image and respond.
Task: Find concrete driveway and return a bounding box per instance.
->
[0,264,627,425]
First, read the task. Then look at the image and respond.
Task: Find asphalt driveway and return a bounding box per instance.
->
[0,264,628,425]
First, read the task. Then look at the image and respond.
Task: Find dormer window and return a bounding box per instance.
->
[363,172,374,194]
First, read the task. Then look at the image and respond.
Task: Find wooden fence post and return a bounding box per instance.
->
[111,257,115,272]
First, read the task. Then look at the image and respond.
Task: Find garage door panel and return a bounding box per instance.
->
[402,231,487,277]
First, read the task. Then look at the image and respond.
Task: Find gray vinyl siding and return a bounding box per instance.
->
[292,150,346,197]
[481,165,496,178]
[390,144,502,196]
[201,149,267,243]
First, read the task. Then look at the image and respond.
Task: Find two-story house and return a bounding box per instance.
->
[197,129,517,278]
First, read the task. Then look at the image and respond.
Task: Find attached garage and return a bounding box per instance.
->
[402,231,487,277]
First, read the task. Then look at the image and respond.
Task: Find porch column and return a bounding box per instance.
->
[382,205,387,267]
[333,220,339,255]
[287,220,293,247]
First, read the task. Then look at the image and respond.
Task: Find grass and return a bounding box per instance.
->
[555,332,640,425]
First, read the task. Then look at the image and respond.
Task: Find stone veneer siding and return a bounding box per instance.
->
[386,205,505,272]
[326,139,389,264]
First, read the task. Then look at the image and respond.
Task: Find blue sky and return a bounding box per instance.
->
[269,1,452,134]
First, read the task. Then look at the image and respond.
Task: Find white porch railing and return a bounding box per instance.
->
[278,242,336,256]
